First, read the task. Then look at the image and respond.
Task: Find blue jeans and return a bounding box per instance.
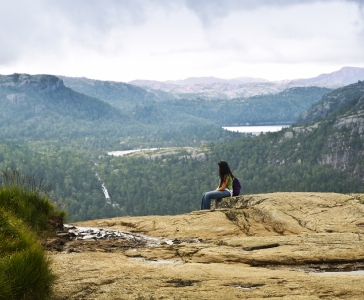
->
[200,190,231,210]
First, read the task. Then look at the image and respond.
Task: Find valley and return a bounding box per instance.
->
[0,68,364,222]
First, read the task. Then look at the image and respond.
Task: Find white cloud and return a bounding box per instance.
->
[0,0,363,81]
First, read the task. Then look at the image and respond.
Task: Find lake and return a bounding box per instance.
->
[223,125,289,135]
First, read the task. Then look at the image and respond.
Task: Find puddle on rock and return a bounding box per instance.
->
[63,224,166,246]
[47,225,202,253]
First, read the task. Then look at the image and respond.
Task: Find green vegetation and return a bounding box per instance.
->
[153,87,331,125]
[96,131,363,216]
[59,76,175,112]
[61,76,331,126]
[0,168,65,231]
[0,169,65,300]
[0,74,242,150]
[0,210,55,300]
[0,74,140,146]
[297,81,364,125]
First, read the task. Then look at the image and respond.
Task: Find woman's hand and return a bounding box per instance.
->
[216,177,228,191]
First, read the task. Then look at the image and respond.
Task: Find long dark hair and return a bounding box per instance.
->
[218,161,234,187]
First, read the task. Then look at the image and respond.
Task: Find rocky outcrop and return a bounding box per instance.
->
[315,95,364,179]
[0,73,65,93]
[50,193,364,299]
[278,83,364,181]
[297,81,364,124]
[6,93,26,104]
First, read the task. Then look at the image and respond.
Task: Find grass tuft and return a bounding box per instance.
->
[0,169,65,300]
[0,168,66,232]
[0,209,56,300]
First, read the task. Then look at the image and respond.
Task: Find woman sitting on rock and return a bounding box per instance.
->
[200,161,234,210]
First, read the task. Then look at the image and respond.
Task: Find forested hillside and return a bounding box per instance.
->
[156,87,331,125]
[95,82,364,217]
[291,80,364,180]
[0,74,241,150]
[61,76,331,126]
[297,80,364,124]
[0,74,137,143]
[0,142,115,221]
[96,134,363,217]
[59,76,175,110]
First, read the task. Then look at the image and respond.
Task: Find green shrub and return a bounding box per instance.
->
[0,209,35,256]
[0,186,54,232]
[0,168,66,232]
[0,209,55,300]
[0,169,65,300]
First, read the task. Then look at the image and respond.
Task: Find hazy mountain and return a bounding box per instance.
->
[59,76,175,110]
[129,67,364,100]
[128,79,183,94]
[288,67,364,88]
[0,73,139,141]
[155,86,331,126]
[0,74,225,148]
[234,76,269,83]
[165,76,268,85]
[59,75,332,126]
[129,79,285,99]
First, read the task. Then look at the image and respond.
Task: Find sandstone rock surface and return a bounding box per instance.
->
[50,193,364,299]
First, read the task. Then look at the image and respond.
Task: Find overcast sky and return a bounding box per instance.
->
[1,0,364,82]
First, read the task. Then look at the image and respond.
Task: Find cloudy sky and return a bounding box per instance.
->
[1,0,364,82]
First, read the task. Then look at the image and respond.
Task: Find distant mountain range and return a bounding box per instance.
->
[289,67,364,87]
[58,75,331,126]
[165,76,269,85]
[129,67,364,99]
[1,67,363,146]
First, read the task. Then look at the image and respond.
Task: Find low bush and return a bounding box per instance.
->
[0,168,66,232]
[0,169,65,299]
[0,210,55,300]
